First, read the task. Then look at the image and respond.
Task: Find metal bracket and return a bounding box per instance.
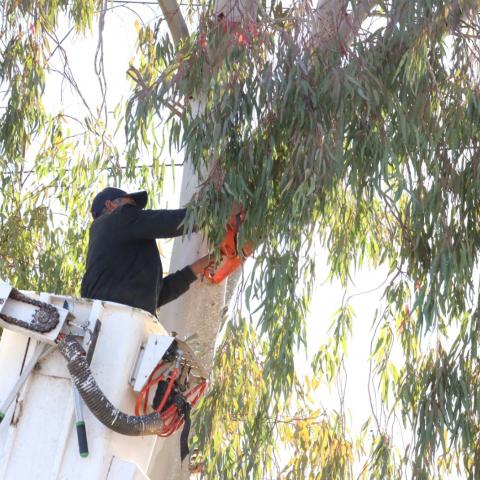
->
[131,335,176,392]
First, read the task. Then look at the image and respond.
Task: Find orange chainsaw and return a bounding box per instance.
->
[204,213,253,284]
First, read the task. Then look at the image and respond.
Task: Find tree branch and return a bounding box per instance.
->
[156,0,189,47]
[310,0,380,52]
[338,0,380,48]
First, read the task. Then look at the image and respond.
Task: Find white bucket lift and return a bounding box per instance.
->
[0,282,207,480]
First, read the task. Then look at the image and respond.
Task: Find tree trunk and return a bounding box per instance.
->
[147,160,227,479]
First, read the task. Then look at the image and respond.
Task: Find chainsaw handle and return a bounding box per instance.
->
[204,256,242,284]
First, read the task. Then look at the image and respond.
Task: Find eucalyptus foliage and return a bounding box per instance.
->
[1,0,480,478]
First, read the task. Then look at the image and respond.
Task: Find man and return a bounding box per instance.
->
[81,187,212,315]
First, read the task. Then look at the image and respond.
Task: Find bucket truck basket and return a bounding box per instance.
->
[0,281,207,479]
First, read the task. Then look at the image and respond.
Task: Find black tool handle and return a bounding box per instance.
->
[76,421,89,457]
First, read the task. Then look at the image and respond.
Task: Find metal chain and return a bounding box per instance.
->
[0,289,60,333]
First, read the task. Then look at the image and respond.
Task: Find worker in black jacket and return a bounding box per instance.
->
[81,187,212,315]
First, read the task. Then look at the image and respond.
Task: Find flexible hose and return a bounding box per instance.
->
[58,335,164,436]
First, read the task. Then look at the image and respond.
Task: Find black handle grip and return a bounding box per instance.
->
[76,421,89,457]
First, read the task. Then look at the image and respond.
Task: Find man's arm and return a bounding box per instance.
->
[120,199,243,241]
[157,255,213,307]
[158,267,197,307]
[121,206,190,240]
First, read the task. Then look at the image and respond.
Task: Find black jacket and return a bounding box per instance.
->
[81,204,196,315]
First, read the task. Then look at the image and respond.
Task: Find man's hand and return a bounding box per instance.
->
[190,254,214,276]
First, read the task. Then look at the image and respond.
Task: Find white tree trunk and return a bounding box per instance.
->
[159,161,227,372]
[148,163,226,480]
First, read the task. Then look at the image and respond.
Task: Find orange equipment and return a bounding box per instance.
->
[204,213,253,284]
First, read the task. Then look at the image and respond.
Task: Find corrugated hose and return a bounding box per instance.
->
[58,335,164,436]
